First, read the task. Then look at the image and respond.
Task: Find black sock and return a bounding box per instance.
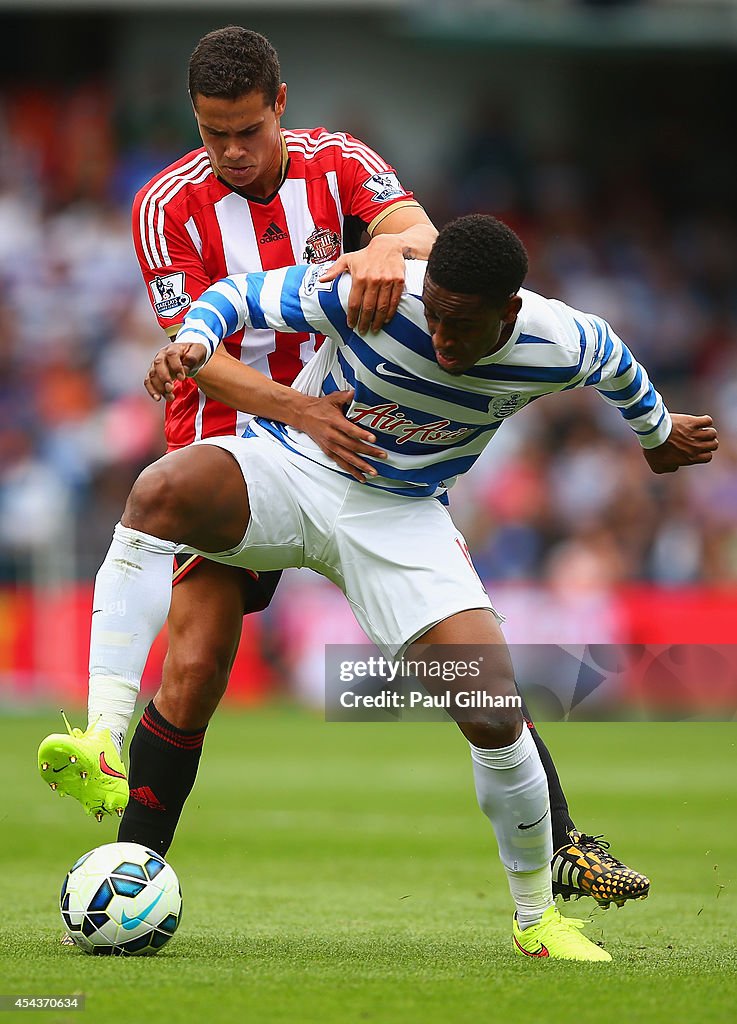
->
[515,689,575,850]
[117,701,206,855]
[526,718,575,851]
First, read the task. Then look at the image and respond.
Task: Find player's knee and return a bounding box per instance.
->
[462,707,523,749]
[123,462,189,538]
[157,658,229,730]
[164,647,232,700]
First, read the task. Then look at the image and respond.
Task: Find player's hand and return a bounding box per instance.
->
[319,234,406,335]
[295,389,387,483]
[144,341,210,402]
[643,413,719,473]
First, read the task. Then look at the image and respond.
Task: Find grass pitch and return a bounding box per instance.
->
[0,710,735,1024]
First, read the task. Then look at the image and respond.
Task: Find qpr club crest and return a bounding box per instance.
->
[300,262,336,297]
[149,272,191,318]
[489,392,526,418]
[303,227,341,264]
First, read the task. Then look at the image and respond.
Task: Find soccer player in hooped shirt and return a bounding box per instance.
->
[41,28,651,907]
[40,216,718,960]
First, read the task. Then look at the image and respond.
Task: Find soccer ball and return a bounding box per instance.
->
[60,842,182,955]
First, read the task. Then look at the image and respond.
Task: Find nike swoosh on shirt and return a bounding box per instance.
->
[375,362,414,381]
[517,808,550,830]
[120,890,164,930]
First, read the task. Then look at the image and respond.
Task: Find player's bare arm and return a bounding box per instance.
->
[320,206,437,334]
[144,340,386,482]
[643,413,719,474]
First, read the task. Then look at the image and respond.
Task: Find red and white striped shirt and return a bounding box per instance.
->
[133,128,419,450]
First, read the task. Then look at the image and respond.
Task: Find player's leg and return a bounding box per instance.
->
[117,560,271,854]
[39,443,253,819]
[156,562,281,728]
[513,702,574,849]
[408,609,553,919]
[515,694,649,908]
[333,492,611,960]
[408,609,610,962]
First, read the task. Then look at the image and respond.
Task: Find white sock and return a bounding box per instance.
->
[470,727,554,928]
[506,865,554,930]
[88,523,177,748]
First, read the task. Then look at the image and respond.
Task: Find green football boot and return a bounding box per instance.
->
[513,906,612,962]
[38,712,128,821]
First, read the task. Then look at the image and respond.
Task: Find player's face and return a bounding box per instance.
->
[422,276,521,375]
[192,85,288,195]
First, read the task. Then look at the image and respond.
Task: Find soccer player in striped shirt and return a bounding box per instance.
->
[39,216,718,960]
[40,27,435,851]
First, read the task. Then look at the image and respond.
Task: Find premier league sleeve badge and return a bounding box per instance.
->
[149,272,192,318]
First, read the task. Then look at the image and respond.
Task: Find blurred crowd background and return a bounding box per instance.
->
[1,0,736,699]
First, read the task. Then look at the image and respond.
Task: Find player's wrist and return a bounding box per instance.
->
[367,232,403,254]
[174,333,213,375]
[638,409,673,450]
[381,223,437,261]
[280,390,315,432]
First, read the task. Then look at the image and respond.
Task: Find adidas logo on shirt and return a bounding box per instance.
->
[259,221,288,243]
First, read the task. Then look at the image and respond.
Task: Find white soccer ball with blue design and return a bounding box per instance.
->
[60,841,182,955]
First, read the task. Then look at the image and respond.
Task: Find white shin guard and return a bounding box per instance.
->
[470,727,554,925]
[88,523,177,746]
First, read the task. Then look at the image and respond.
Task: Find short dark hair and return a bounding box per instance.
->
[427,215,528,307]
[188,26,281,106]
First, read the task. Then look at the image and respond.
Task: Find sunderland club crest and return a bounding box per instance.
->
[303,227,341,264]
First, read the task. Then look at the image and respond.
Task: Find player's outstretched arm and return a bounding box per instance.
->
[642,413,719,474]
[144,340,385,482]
[319,206,437,334]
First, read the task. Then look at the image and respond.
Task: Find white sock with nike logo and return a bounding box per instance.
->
[469,726,554,929]
[88,523,177,748]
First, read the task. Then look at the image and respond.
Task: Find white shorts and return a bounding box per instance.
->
[186,434,498,656]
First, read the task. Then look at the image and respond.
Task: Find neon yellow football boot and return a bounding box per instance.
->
[38,712,128,821]
[512,906,612,962]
